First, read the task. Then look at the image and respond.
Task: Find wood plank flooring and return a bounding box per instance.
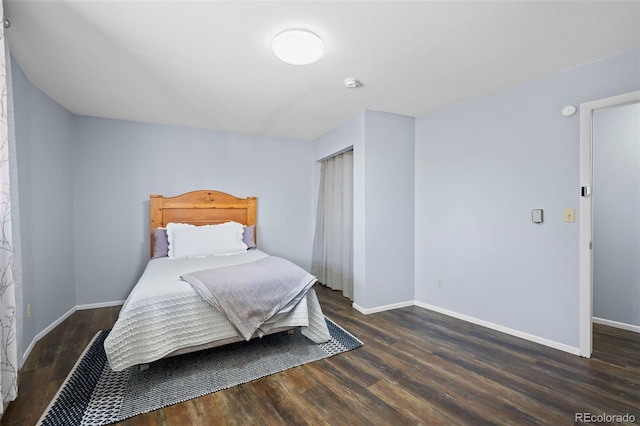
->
[3,286,639,425]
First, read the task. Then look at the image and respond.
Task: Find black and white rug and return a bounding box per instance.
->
[38,317,362,426]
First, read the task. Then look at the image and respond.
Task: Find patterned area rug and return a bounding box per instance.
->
[38,317,362,426]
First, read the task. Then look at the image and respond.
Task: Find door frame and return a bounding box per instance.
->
[579,90,640,357]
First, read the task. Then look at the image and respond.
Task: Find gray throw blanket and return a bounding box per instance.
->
[181,256,317,340]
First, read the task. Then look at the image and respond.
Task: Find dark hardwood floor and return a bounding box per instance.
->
[3,286,639,425]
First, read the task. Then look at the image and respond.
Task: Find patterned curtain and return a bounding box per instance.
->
[0,4,17,414]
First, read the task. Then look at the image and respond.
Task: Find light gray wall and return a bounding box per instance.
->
[11,40,639,360]
[593,102,640,327]
[313,110,415,309]
[11,60,75,354]
[72,116,315,304]
[313,113,363,161]
[362,110,415,308]
[415,49,640,348]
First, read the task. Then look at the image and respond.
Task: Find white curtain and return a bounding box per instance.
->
[0,6,18,414]
[311,150,354,300]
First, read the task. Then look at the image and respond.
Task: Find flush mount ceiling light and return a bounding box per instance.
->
[272,29,324,65]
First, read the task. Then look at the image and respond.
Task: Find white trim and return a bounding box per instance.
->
[21,306,76,367]
[20,300,125,368]
[353,299,580,356]
[579,90,640,358]
[316,145,354,163]
[352,300,414,315]
[76,300,125,310]
[415,301,581,356]
[579,98,593,357]
[593,317,640,334]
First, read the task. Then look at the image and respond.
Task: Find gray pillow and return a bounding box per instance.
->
[152,228,169,258]
[243,225,256,249]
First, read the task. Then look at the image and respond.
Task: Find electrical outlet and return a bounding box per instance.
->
[437,278,444,288]
[27,303,31,318]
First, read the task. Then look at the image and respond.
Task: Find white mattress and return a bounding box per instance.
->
[104,250,330,371]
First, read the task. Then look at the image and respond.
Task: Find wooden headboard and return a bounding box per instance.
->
[150,190,257,257]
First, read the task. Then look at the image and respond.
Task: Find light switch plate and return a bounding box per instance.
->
[564,208,575,223]
[532,209,543,223]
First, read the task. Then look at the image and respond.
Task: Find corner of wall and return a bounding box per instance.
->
[11,58,78,363]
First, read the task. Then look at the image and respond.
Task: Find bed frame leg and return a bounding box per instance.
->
[138,363,150,372]
[287,329,294,335]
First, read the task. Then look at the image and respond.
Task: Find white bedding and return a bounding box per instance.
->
[104,250,331,371]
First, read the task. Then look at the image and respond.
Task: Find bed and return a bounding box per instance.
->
[104,190,331,371]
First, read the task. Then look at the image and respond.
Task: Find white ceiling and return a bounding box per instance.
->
[5,1,640,140]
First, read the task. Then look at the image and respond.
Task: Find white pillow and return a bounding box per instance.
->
[166,222,193,258]
[166,222,248,258]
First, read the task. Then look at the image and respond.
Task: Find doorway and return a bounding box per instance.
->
[579,90,640,357]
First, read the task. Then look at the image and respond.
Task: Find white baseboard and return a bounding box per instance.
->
[76,300,125,310]
[21,306,76,368]
[414,301,581,356]
[593,317,640,334]
[352,300,414,315]
[354,298,580,356]
[21,300,125,368]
